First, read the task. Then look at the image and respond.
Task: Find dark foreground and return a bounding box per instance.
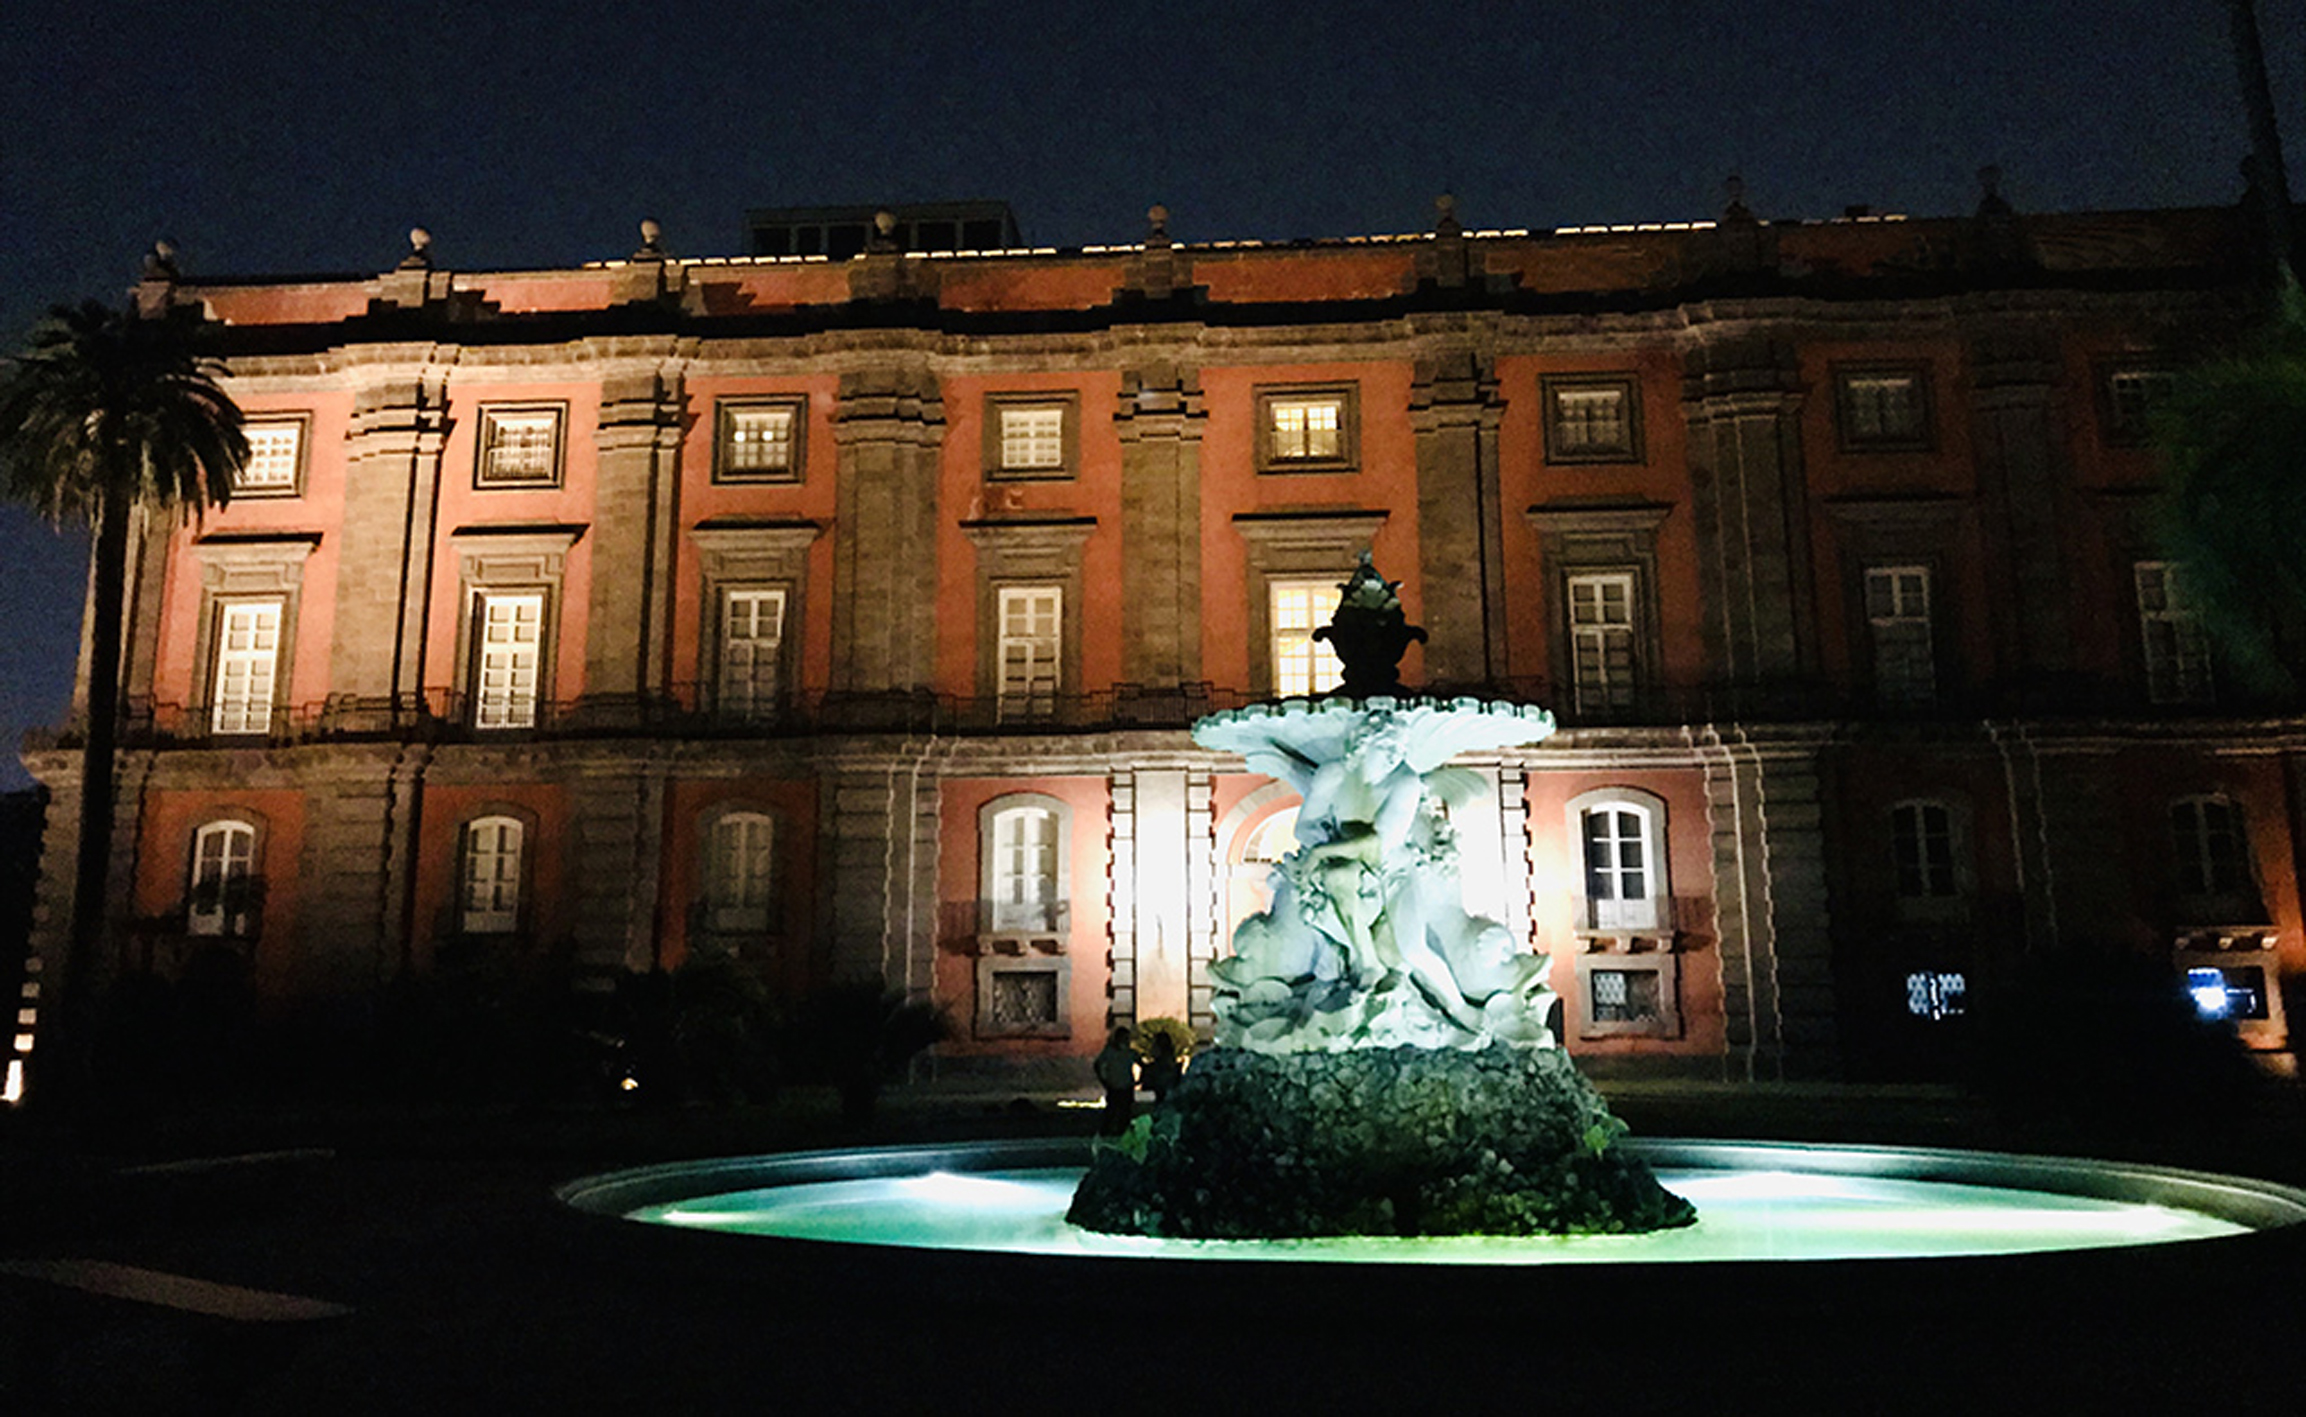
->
[4,1080,2304,1415]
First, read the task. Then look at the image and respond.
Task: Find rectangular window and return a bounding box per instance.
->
[1590,969,1663,1025]
[461,819,523,934]
[2103,366,2175,446]
[1269,580,1344,697]
[210,600,283,735]
[477,406,563,487]
[996,585,1062,721]
[2171,798,2249,898]
[984,394,1078,480]
[1905,971,1967,1021]
[1836,368,1930,450]
[991,806,1061,933]
[715,399,803,483]
[473,592,544,729]
[1256,386,1357,472]
[1865,566,1935,707]
[2135,561,2213,705]
[235,420,304,495]
[707,814,775,934]
[718,588,785,721]
[1583,808,1656,930]
[1543,377,1641,463]
[1566,572,1637,715]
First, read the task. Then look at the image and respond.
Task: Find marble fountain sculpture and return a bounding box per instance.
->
[1066,555,1695,1237]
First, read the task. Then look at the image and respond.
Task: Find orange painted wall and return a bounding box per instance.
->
[133,786,308,997]
[933,776,1114,1057]
[408,781,569,970]
[656,775,820,996]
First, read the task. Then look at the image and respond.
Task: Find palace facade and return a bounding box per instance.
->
[17,190,2301,1088]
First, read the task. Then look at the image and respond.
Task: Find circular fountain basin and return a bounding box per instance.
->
[560,1135,2306,1264]
[556,1137,2306,1407]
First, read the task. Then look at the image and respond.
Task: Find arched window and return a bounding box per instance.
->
[2171,797,2253,901]
[705,811,776,934]
[460,816,525,934]
[986,801,1064,934]
[188,819,258,936]
[1567,789,1670,933]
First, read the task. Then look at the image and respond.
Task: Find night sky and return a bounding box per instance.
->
[2,0,2296,789]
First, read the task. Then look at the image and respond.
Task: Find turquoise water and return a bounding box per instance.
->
[628,1166,2246,1264]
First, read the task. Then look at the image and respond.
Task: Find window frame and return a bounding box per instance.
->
[713,396,807,485]
[186,817,261,938]
[1863,564,1937,709]
[2098,361,2176,448]
[993,583,1064,722]
[982,392,1081,482]
[1541,375,1644,465]
[457,813,528,936]
[474,403,567,489]
[206,596,288,738]
[1564,571,1640,719]
[714,585,788,724]
[1888,798,1972,924]
[1525,503,1669,724]
[1233,509,1388,697]
[1268,577,1346,698]
[2169,795,2262,920]
[2134,560,2215,706]
[233,414,309,498]
[700,808,778,939]
[468,589,549,731]
[1254,383,1360,474]
[1832,363,1934,453]
[975,793,1073,1040]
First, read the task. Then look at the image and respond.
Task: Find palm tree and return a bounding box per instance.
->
[2151,277,2306,700]
[0,298,246,1106]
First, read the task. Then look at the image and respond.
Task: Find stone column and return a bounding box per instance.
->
[1966,324,2076,698]
[1114,363,1206,695]
[584,365,685,725]
[830,366,943,699]
[1683,333,1818,713]
[1697,727,1839,1080]
[1410,349,1507,687]
[330,367,452,727]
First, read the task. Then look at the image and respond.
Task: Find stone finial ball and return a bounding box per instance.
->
[640,218,662,245]
[874,210,897,236]
[409,227,432,251]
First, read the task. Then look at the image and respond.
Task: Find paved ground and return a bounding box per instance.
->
[4,1078,2304,1414]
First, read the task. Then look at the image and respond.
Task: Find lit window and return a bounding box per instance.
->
[1890,802,1957,898]
[2187,965,2269,1021]
[187,820,257,937]
[1269,579,1344,697]
[996,585,1062,721]
[2171,797,2251,899]
[2103,367,2175,446]
[1836,369,1929,449]
[1544,378,1640,463]
[1582,806,1656,930]
[716,401,801,482]
[235,421,303,494]
[1905,971,1966,1021]
[210,600,283,735]
[989,804,1061,933]
[461,816,524,934]
[1865,566,1935,707]
[1590,969,1661,1025]
[1258,386,1356,470]
[1566,572,1637,715]
[999,406,1065,472]
[477,407,562,487]
[705,812,775,934]
[718,588,785,722]
[473,592,544,729]
[2135,562,2213,705]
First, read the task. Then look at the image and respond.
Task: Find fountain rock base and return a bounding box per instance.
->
[1067,1045,1696,1238]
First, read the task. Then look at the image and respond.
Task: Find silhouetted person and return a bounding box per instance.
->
[1141,1030,1182,1105]
[1094,1025,1138,1135]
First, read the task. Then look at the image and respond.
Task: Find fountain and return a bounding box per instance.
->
[557,556,2306,1404]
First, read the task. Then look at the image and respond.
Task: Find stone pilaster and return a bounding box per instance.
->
[829,367,944,697]
[120,503,174,724]
[1683,333,1817,713]
[1966,324,2076,695]
[583,365,685,724]
[1697,728,1839,1080]
[1410,349,1506,686]
[293,746,405,997]
[1185,771,1219,1038]
[329,365,452,726]
[565,752,670,983]
[1106,771,1139,1027]
[377,743,432,975]
[816,751,941,996]
[1114,363,1206,691]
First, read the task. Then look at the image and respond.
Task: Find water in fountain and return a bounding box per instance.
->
[1068,555,1696,1238]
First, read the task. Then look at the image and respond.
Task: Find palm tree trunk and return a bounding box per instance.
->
[47,491,132,1112]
